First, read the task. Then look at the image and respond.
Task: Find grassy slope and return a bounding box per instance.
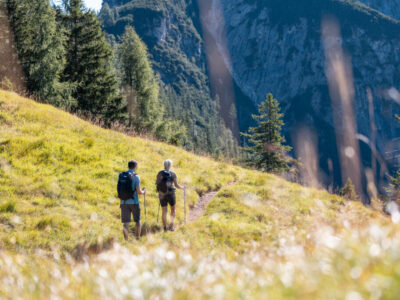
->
[1,89,399,299]
[0,89,238,252]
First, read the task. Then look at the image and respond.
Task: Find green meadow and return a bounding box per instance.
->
[1,89,400,299]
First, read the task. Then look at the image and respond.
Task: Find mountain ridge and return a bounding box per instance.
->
[100,0,400,192]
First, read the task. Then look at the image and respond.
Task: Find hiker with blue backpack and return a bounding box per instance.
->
[156,159,185,232]
[117,160,146,240]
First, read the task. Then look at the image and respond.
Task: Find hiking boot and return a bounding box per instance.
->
[169,224,175,231]
[163,226,168,232]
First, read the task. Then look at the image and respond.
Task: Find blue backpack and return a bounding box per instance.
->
[117,172,135,201]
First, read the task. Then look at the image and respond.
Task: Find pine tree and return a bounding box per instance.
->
[241,93,292,173]
[7,0,74,108]
[61,0,123,122]
[118,26,162,133]
[340,178,359,201]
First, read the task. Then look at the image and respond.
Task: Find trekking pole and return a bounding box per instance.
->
[157,202,160,224]
[144,193,148,236]
[184,187,187,224]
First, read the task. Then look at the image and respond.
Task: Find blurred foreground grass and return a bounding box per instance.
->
[0,90,398,299]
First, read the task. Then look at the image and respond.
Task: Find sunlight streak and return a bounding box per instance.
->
[198,0,239,137]
[322,16,364,202]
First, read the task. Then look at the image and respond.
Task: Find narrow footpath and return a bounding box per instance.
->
[187,191,219,222]
[186,182,236,223]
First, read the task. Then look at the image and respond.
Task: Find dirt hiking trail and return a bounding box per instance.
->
[187,191,219,222]
[187,182,236,223]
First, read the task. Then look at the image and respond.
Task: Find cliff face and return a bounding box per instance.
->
[215,0,400,187]
[101,0,400,189]
[101,0,205,88]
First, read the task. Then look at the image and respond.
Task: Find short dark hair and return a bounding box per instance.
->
[128,160,138,170]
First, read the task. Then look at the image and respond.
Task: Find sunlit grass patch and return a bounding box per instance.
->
[0,89,397,299]
[0,90,244,252]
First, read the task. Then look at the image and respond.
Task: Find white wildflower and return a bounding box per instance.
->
[165,251,175,261]
[11,216,21,224]
[369,243,381,257]
[98,268,108,278]
[53,252,60,261]
[131,288,144,300]
[350,267,362,279]
[213,284,225,299]
[319,259,332,275]
[279,263,294,287]
[182,254,192,264]
[210,213,220,221]
[90,213,98,221]
[323,234,341,249]
[346,291,363,300]
[343,220,350,228]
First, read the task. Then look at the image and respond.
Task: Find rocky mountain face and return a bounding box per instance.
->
[216,0,400,190]
[100,0,238,154]
[101,0,400,191]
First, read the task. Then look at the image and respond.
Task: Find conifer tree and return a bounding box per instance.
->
[7,0,73,107]
[241,93,292,173]
[61,0,123,122]
[118,26,162,133]
[340,178,359,201]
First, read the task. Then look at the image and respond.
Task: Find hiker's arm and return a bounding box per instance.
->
[134,175,146,195]
[136,186,146,195]
[174,177,185,190]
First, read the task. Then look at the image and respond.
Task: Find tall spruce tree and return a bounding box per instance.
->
[118,26,162,133]
[6,0,73,107]
[241,93,292,173]
[61,0,123,122]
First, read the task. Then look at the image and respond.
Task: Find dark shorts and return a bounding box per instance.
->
[120,204,140,223]
[159,193,176,207]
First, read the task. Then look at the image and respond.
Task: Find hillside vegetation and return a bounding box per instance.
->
[100,0,239,155]
[1,89,400,299]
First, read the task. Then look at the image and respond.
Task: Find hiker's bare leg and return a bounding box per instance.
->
[123,223,129,240]
[135,221,141,239]
[169,205,176,229]
[162,206,168,228]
